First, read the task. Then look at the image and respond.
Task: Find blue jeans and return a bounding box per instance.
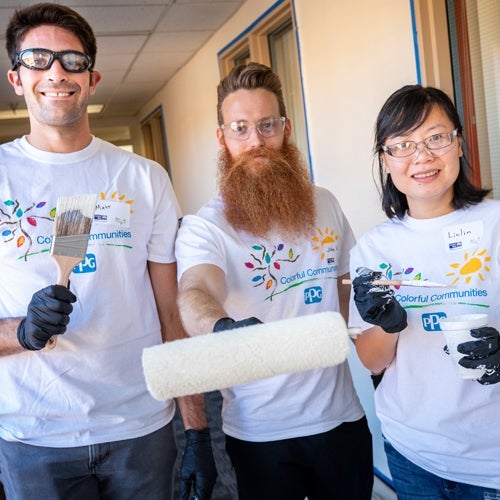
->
[384,439,500,499]
[0,423,177,500]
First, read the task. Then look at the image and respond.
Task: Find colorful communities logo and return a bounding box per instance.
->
[0,199,54,261]
[244,243,299,301]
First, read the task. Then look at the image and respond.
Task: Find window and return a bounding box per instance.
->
[218,0,310,170]
[141,106,172,179]
[447,0,499,197]
[414,0,500,197]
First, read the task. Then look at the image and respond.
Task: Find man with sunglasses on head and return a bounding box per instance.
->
[175,62,373,500]
[0,3,216,499]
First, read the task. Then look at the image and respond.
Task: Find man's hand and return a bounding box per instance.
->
[458,326,500,385]
[352,267,407,334]
[179,428,217,500]
[213,316,262,332]
[17,285,77,350]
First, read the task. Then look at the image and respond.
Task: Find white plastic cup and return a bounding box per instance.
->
[439,314,488,379]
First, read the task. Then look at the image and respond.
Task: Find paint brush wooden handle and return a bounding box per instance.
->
[342,279,453,288]
[342,279,404,286]
[45,258,82,350]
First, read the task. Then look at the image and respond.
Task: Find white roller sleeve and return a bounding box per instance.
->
[142,311,350,401]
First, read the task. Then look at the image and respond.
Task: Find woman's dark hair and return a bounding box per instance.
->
[217,62,287,125]
[6,2,97,69]
[375,84,489,219]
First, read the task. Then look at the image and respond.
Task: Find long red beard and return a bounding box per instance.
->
[218,141,316,239]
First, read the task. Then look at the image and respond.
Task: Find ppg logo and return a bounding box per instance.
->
[73,254,97,274]
[422,312,447,332]
[304,286,322,304]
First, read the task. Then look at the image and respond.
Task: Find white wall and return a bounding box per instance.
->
[134,0,420,484]
[295,0,418,237]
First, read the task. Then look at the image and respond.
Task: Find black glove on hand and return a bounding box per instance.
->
[352,267,407,334]
[17,285,77,350]
[457,326,500,385]
[213,316,262,332]
[179,428,217,500]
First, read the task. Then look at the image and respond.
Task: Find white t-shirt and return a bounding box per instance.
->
[349,200,500,489]
[176,186,364,441]
[0,136,179,447]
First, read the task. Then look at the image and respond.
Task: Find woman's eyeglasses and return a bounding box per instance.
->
[382,129,458,158]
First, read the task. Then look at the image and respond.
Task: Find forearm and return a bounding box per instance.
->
[178,264,229,336]
[355,325,399,374]
[337,272,350,323]
[178,286,227,336]
[176,394,209,430]
[0,317,24,356]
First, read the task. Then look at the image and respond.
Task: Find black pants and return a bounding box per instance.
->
[225,416,373,500]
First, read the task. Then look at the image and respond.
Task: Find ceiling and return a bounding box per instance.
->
[0,0,245,138]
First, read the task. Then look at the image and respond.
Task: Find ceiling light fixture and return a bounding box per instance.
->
[0,103,104,120]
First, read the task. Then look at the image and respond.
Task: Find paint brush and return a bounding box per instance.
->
[46,194,97,349]
[342,279,455,288]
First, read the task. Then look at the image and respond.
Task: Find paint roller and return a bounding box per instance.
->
[142,311,351,401]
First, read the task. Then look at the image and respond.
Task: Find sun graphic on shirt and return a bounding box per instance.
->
[445,248,490,285]
[312,227,339,261]
[99,191,134,214]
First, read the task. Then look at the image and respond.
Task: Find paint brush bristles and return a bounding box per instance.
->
[46,194,97,350]
[51,194,97,286]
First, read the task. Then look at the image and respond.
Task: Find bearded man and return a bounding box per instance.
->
[175,62,373,500]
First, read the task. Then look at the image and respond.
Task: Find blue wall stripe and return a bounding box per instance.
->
[410,0,422,83]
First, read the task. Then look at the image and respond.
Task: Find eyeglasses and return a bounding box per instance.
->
[220,116,286,141]
[12,48,93,73]
[382,129,459,158]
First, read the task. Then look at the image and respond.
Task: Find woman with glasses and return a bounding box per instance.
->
[349,85,500,498]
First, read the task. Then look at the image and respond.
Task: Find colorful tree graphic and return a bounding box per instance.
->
[0,199,54,260]
[377,262,417,287]
[244,243,300,300]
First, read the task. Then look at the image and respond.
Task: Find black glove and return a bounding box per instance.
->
[213,316,262,332]
[352,267,407,334]
[17,285,77,350]
[457,326,500,385]
[179,428,217,500]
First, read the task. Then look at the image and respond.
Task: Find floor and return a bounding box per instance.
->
[172,390,397,499]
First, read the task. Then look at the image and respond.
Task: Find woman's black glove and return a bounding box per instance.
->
[179,428,217,500]
[17,285,76,350]
[213,316,262,332]
[352,267,407,334]
[457,326,500,385]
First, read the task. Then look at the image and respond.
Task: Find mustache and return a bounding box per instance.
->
[232,146,284,164]
[224,146,295,180]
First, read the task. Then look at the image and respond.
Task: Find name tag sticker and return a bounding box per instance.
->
[93,200,130,227]
[444,220,483,252]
